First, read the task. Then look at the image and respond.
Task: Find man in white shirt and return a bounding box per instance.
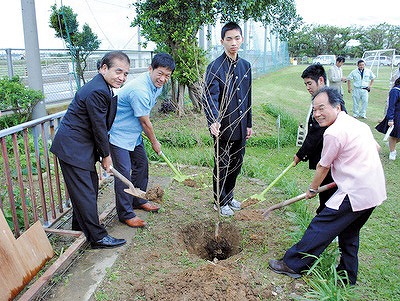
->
[328,56,346,95]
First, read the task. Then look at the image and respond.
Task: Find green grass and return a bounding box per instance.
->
[150,64,399,300]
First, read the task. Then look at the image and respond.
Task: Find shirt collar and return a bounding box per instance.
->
[223,51,239,64]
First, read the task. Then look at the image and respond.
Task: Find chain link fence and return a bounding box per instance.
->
[1,22,288,105]
[202,21,289,77]
[0,49,153,104]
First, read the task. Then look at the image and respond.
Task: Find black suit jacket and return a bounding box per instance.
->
[203,52,252,141]
[296,111,327,169]
[50,74,117,171]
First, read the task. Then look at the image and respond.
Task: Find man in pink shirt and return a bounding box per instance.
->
[269,87,386,285]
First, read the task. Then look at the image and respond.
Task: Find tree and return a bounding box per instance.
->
[132,0,302,116]
[288,24,352,58]
[288,23,400,60]
[49,4,101,87]
[358,23,400,52]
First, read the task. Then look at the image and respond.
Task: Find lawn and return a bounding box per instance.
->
[92,64,399,300]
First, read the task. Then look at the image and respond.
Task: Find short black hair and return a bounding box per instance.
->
[394,77,400,87]
[357,59,365,65]
[336,56,345,63]
[301,64,327,84]
[221,22,242,40]
[100,51,130,69]
[151,53,175,72]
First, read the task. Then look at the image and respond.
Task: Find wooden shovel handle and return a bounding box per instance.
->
[109,166,134,188]
[262,182,337,216]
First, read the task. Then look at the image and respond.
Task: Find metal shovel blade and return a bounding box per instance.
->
[123,187,146,198]
[110,166,147,198]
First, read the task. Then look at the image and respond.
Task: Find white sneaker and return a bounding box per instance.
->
[228,199,241,211]
[214,204,234,216]
[389,151,396,160]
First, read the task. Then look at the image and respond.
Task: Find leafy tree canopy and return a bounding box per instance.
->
[49,4,101,85]
[132,0,302,114]
[288,23,400,59]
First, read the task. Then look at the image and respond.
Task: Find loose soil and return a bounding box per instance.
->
[93,163,307,300]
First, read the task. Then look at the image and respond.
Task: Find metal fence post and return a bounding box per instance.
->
[5,48,14,78]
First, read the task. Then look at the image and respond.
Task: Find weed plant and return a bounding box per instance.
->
[299,247,358,301]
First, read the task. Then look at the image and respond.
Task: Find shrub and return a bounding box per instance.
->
[0,76,44,129]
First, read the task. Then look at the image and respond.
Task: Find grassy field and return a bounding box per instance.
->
[153,64,399,300]
[253,64,400,300]
[88,63,399,300]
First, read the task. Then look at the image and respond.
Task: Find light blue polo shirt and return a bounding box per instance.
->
[109,72,162,151]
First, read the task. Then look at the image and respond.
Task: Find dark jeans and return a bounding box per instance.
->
[109,143,148,221]
[283,196,374,285]
[213,139,246,206]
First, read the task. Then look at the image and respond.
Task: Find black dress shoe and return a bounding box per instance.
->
[268,259,301,279]
[91,235,126,249]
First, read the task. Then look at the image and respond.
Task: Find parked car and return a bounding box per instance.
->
[393,55,400,67]
[312,55,336,65]
[363,56,392,66]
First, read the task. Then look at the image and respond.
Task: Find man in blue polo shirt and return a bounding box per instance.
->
[109,53,175,228]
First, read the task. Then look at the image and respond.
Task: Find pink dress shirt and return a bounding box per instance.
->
[319,112,386,211]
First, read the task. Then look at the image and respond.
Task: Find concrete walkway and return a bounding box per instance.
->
[39,174,171,301]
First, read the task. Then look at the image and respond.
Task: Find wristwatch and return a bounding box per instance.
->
[308,186,318,194]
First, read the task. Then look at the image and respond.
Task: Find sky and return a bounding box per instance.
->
[1,0,399,50]
[295,0,400,27]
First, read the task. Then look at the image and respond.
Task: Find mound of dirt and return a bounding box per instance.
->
[145,185,164,203]
[183,178,198,187]
[135,262,273,301]
[234,209,265,221]
[241,198,260,208]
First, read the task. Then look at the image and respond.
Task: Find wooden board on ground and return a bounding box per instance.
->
[0,210,54,301]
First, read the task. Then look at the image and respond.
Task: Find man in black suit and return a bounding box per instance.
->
[203,22,253,217]
[51,51,130,249]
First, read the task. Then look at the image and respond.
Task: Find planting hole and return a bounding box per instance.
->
[181,221,242,261]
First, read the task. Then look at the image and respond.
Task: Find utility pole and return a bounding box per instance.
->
[21,0,47,119]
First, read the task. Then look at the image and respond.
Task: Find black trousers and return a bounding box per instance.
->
[59,160,108,242]
[283,196,374,284]
[109,143,148,221]
[213,139,246,206]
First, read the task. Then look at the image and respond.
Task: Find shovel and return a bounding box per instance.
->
[262,182,337,218]
[159,151,192,182]
[246,161,295,205]
[109,166,147,198]
[141,133,191,182]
